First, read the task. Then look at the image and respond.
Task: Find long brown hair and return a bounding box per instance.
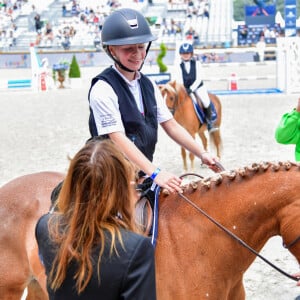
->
[48,139,138,293]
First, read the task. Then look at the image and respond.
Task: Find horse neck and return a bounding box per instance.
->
[159,161,300,259]
[175,89,193,113]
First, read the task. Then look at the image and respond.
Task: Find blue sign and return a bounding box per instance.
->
[285,0,297,37]
[146,73,171,84]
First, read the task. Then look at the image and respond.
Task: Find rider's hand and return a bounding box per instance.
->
[154,170,183,194]
[200,151,223,173]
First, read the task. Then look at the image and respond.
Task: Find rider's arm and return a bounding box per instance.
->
[190,60,205,92]
[109,131,182,193]
[275,99,300,145]
[160,118,220,172]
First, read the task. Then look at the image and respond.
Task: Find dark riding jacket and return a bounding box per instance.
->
[180,59,203,91]
[88,67,158,162]
[36,213,157,300]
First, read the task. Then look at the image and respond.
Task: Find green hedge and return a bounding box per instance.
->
[68,55,81,78]
[156,43,168,73]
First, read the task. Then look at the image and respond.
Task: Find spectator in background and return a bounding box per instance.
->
[62,4,67,17]
[275,98,300,161]
[203,6,209,18]
[256,35,266,62]
[44,22,54,44]
[34,13,42,33]
[28,4,37,31]
[71,0,80,16]
[240,25,248,40]
[61,34,70,50]
[185,26,195,41]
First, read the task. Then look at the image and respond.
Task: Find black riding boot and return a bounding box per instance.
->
[203,102,216,132]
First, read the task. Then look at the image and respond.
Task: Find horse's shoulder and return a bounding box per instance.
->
[0,171,65,215]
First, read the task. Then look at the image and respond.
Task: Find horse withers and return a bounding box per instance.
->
[1,161,300,299]
[159,80,222,171]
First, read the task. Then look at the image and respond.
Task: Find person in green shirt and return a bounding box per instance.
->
[275,98,300,161]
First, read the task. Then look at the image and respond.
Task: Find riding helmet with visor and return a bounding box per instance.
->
[179,43,194,54]
[101,8,157,72]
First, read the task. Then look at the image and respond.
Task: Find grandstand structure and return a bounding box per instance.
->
[0,0,233,52]
[150,0,232,48]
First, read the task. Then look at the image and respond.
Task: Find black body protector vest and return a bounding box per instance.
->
[88,67,158,162]
[180,59,196,90]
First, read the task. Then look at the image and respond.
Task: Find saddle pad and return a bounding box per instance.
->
[191,96,218,125]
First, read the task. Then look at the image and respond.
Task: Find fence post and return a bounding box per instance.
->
[277,37,300,94]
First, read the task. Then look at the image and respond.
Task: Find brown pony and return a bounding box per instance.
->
[159,80,222,171]
[1,161,300,299]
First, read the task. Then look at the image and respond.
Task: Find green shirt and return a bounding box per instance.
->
[275,109,300,161]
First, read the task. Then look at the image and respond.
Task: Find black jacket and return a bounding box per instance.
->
[35,213,157,300]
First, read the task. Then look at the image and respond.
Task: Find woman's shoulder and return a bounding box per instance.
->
[36,213,50,233]
[119,229,153,252]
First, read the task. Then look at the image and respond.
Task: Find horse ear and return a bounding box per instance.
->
[169,80,176,88]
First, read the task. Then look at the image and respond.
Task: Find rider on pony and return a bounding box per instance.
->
[175,43,217,132]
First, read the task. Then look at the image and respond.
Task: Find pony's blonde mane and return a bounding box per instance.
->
[162,161,300,196]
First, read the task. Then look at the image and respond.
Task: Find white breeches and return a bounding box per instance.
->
[194,85,210,108]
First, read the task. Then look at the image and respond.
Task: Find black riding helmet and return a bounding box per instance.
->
[101,8,157,72]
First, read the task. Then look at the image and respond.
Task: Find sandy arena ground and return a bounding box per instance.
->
[0,65,300,299]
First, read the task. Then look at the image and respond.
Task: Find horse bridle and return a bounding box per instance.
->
[162,84,179,115]
[178,168,300,283]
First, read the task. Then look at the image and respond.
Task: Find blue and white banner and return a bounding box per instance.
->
[285,0,297,37]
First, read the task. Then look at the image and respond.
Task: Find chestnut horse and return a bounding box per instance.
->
[1,161,300,299]
[159,80,222,171]
[0,172,64,300]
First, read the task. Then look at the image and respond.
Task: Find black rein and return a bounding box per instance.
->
[178,171,300,283]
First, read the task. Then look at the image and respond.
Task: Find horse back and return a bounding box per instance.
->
[0,171,64,299]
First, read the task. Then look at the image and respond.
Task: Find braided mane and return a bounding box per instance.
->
[162,161,300,196]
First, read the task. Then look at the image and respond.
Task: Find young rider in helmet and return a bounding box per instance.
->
[88,8,221,194]
[176,42,217,131]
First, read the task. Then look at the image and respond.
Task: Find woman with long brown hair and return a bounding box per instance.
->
[35,139,156,299]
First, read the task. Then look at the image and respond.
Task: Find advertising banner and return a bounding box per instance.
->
[284,0,297,37]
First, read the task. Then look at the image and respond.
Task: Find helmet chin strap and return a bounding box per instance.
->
[115,60,136,73]
[108,42,152,73]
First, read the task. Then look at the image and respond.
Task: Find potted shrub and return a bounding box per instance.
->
[52,59,69,88]
[68,55,82,88]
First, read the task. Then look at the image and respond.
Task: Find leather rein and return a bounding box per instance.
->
[178,166,300,282]
[162,84,183,115]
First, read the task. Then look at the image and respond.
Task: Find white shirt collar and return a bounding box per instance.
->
[112,65,141,85]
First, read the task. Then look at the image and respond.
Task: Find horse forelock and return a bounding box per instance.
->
[164,83,176,95]
[175,161,300,194]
